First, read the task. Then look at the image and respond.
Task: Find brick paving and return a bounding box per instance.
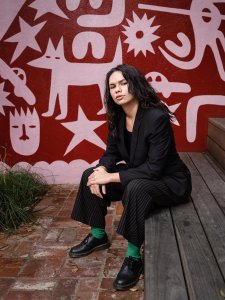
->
[0,185,144,300]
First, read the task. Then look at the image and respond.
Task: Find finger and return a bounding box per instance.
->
[90,185,99,197]
[88,173,95,181]
[90,184,103,199]
[95,185,103,198]
[102,185,106,195]
[89,185,94,194]
[87,177,96,186]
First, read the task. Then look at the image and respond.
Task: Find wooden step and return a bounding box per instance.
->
[144,152,225,300]
[208,118,225,150]
[207,118,225,169]
[207,137,225,170]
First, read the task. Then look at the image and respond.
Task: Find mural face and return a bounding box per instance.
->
[0,0,225,183]
[10,108,40,156]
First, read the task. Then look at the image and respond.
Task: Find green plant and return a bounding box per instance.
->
[0,166,50,230]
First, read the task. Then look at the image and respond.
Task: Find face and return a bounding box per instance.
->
[109,71,136,106]
[10,108,40,156]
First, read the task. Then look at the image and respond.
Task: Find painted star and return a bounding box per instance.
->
[122,13,160,56]
[61,106,106,156]
[5,17,46,63]
[0,82,14,115]
[29,0,68,20]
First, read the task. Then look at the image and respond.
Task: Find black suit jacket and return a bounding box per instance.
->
[98,105,192,198]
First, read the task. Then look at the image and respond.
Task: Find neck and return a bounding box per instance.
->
[122,100,139,119]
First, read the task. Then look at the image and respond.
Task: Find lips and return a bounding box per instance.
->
[116,95,124,100]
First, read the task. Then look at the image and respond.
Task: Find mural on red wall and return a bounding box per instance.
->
[0,0,225,183]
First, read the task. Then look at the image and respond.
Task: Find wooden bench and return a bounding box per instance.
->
[145,152,225,300]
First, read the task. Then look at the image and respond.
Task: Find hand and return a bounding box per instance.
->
[87,168,111,186]
[89,183,106,199]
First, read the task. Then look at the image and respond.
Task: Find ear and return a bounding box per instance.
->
[55,37,65,57]
[45,38,57,56]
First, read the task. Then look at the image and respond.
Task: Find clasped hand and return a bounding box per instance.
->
[87,167,111,199]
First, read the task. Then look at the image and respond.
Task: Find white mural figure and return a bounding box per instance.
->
[0,58,36,105]
[71,0,125,59]
[61,105,106,155]
[145,71,191,98]
[72,32,105,59]
[29,0,68,20]
[145,71,191,126]
[163,32,191,59]
[186,95,225,142]
[4,17,46,63]
[139,1,225,81]
[66,0,125,114]
[0,82,14,115]
[28,37,122,119]
[10,108,40,156]
[122,12,160,56]
[77,0,125,27]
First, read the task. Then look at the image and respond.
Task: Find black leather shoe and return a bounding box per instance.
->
[113,256,143,291]
[69,233,110,258]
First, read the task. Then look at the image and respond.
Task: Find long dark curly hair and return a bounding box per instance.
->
[104,64,173,137]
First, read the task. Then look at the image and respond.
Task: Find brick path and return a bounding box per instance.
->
[0,185,144,300]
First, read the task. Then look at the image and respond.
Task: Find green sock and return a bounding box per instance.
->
[125,242,141,260]
[91,227,106,239]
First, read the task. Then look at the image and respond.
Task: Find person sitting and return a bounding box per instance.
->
[69,64,192,291]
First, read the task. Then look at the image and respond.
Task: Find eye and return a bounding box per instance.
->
[46,56,51,58]
[12,125,19,128]
[156,76,162,82]
[29,125,36,128]
[55,57,60,59]
[121,81,127,85]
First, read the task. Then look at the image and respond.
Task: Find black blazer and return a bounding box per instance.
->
[98,105,192,198]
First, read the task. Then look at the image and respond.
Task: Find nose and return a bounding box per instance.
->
[115,84,122,93]
[19,124,29,140]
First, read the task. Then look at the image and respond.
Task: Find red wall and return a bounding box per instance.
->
[0,0,225,183]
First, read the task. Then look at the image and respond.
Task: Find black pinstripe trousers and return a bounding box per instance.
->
[71,167,184,247]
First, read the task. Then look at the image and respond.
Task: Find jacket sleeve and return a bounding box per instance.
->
[96,133,123,170]
[119,113,174,186]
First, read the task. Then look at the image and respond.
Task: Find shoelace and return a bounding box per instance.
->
[123,256,138,270]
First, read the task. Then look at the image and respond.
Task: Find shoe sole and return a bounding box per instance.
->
[69,241,110,258]
[113,265,144,291]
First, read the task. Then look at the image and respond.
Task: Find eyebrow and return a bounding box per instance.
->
[109,79,127,86]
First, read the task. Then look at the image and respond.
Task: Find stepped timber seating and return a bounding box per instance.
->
[144,151,225,299]
[144,119,225,300]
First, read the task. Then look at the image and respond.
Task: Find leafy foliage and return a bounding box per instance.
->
[0,167,49,230]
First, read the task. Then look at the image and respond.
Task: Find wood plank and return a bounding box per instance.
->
[208,119,225,151]
[179,152,200,177]
[207,136,225,170]
[145,208,188,300]
[189,152,225,212]
[172,201,225,300]
[208,118,225,132]
[182,152,225,277]
[204,152,225,182]
[190,174,225,278]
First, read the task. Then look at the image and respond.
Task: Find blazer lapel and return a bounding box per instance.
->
[130,106,145,164]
